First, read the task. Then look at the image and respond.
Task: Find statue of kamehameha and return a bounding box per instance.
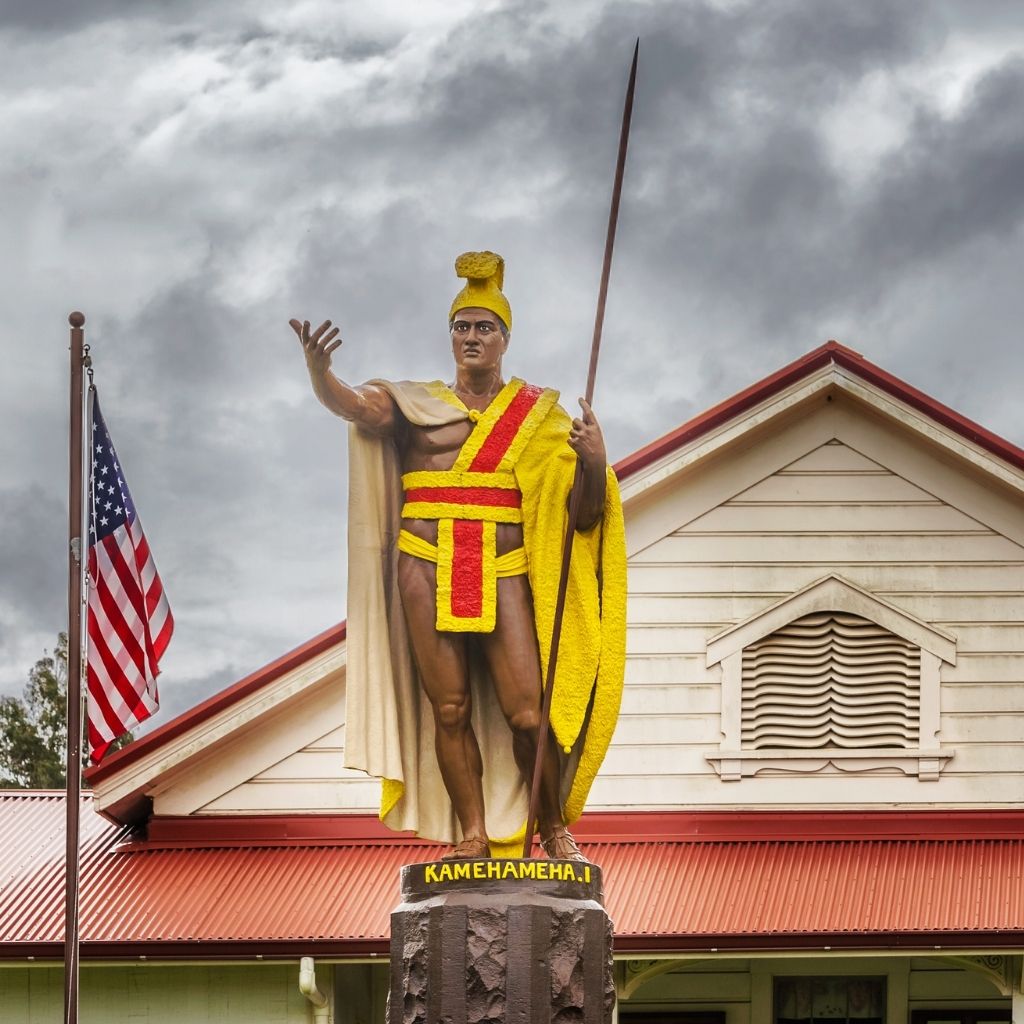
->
[290,251,626,860]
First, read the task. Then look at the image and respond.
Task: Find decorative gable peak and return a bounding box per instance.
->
[706,574,956,668]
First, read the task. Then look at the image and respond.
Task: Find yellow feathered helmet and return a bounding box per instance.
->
[448,251,512,332]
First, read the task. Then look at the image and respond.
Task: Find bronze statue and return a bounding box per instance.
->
[291,252,627,860]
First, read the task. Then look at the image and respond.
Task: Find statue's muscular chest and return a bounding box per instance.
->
[392,391,525,554]
[397,417,474,473]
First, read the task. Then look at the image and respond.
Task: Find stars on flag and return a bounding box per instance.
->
[85,394,173,763]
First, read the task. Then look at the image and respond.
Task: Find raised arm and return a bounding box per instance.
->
[289,318,396,435]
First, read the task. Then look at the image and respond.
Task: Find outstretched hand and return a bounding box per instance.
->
[568,398,607,471]
[289,318,343,382]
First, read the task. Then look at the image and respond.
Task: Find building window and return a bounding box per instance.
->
[774,976,885,1023]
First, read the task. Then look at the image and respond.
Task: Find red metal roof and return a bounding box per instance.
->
[84,342,1024,789]
[4,797,1023,959]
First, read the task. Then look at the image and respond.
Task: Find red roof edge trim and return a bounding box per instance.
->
[2,939,392,962]
[573,808,1024,841]
[8,931,1023,962]
[134,808,1024,847]
[85,621,347,784]
[612,931,1024,954]
[613,342,840,480]
[142,813,435,846]
[828,346,1024,471]
[614,340,1024,481]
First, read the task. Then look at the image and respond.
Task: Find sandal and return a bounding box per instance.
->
[540,826,587,862]
[442,836,491,860]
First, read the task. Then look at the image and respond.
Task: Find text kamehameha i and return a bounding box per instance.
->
[422,859,593,885]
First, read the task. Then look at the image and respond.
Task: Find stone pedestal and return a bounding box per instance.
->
[388,858,614,1024]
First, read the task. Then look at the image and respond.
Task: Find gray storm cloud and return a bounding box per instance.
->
[2,0,1022,725]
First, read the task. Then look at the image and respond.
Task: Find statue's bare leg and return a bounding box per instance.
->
[397,552,488,849]
[478,574,563,840]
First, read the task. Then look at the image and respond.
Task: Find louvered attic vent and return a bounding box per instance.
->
[705,575,956,782]
[741,611,920,751]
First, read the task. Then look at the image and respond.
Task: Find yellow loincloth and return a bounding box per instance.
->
[397,528,528,577]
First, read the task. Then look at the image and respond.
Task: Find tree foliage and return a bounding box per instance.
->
[0,634,133,789]
[0,633,69,787]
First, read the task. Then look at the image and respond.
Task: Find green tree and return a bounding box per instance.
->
[0,634,133,789]
[0,633,69,787]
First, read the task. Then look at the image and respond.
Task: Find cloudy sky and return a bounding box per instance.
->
[4,0,1024,732]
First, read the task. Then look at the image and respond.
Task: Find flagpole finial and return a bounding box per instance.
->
[69,311,85,328]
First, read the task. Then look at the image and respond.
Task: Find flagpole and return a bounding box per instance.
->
[64,311,89,1024]
[522,41,639,858]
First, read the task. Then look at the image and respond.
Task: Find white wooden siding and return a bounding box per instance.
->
[199,714,381,814]
[593,421,1024,810]
[188,397,1024,816]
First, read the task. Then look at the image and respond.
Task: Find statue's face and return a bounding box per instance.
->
[450,307,509,373]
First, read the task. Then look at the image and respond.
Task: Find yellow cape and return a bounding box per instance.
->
[343,379,627,855]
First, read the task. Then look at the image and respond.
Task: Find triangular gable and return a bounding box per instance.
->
[620,347,1024,558]
[616,340,1024,487]
[87,342,1024,825]
[87,624,346,823]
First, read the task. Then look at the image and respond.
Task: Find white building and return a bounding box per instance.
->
[2,341,1022,1023]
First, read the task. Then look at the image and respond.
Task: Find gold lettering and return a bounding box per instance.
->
[472,862,485,880]
[521,862,537,879]
[439,863,454,882]
[454,863,471,880]
[536,863,549,880]
[487,861,502,879]
[425,864,440,884]
[502,861,519,880]
[584,866,591,884]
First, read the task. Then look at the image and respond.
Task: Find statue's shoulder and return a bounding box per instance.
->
[367,379,466,427]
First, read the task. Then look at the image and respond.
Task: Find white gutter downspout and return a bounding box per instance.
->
[299,956,332,1024]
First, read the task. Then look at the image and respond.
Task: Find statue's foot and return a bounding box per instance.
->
[541,825,588,862]
[442,836,491,859]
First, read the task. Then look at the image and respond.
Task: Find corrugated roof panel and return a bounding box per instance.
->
[2,795,1023,954]
[593,838,1024,937]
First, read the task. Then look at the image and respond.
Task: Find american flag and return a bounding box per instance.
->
[86,394,173,763]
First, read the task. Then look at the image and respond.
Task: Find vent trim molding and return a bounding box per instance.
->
[706,574,956,666]
[705,574,956,782]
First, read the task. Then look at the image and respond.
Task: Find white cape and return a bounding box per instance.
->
[342,380,528,845]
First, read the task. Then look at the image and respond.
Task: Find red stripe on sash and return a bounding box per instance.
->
[451,520,484,617]
[469,383,544,472]
[405,486,521,507]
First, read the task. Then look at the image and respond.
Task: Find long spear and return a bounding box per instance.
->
[523,41,639,858]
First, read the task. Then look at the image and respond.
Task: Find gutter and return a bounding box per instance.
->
[299,956,332,1024]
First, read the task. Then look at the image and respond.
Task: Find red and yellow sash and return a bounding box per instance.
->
[401,378,558,631]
